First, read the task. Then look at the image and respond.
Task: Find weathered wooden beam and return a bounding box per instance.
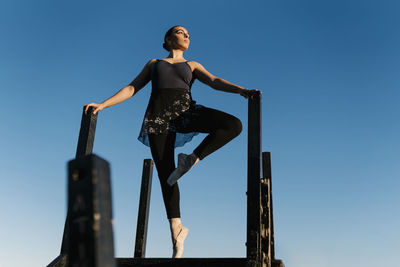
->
[272,259,285,267]
[47,254,67,267]
[260,152,272,267]
[58,106,98,259]
[134,159,154,258]
[117,258,247,267]
[262,152,275,260]
[75,106,98,158]
[247,91,262,266]
[67,154,116,267]
[261,152,285,267]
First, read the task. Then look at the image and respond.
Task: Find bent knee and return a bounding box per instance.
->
[229,116,242,137]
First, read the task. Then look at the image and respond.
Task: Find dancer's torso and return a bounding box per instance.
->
[151,59,195,91]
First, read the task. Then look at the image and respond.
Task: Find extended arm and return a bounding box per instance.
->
[192,61,259,97]
[84,59,156,114]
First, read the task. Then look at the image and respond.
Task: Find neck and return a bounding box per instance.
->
[168,49,185,60]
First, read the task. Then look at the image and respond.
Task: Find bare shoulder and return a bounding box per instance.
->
[188,61,202,69]
[187,61,205,73]
[187,61,216,84]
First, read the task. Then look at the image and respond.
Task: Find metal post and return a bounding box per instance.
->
[247,91,262,266]
[134,159,154,258]
[67,154,115,267]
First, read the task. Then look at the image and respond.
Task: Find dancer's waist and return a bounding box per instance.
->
[150,88,191,98]
[153,87,190,92]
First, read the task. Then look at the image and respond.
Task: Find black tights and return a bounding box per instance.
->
[148,106,242,219]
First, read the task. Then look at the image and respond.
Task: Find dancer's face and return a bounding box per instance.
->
[167,27,190,51]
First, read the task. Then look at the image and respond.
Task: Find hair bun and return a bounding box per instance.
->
[162,42,170,51]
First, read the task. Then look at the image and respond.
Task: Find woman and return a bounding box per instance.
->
[84,25,259,258]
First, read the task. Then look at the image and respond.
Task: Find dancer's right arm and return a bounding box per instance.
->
[84,59,157,114]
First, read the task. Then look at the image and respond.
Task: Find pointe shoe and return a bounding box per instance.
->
[167,153,197,186]
[172,225,189,258]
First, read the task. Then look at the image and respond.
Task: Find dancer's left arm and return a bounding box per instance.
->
[192,61,260,98]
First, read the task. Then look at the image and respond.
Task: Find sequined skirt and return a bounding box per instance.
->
[138,88,205,148]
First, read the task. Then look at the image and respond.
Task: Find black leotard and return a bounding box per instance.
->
[138,59,205,147]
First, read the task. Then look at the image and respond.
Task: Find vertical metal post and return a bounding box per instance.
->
[134,159,154,258]
[67,154,115,267]
[61,106,98,255]
[247,91,262,266]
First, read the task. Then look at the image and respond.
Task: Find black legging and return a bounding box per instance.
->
[148,106,242,219]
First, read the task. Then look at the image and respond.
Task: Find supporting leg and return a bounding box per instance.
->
[148,132,191,257]
[148,132,181,219]
[169,218,189,258]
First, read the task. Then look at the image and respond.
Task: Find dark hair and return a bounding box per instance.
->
[163,25,182,52]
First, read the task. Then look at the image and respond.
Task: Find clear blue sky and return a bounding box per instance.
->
[1,0,399,266]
